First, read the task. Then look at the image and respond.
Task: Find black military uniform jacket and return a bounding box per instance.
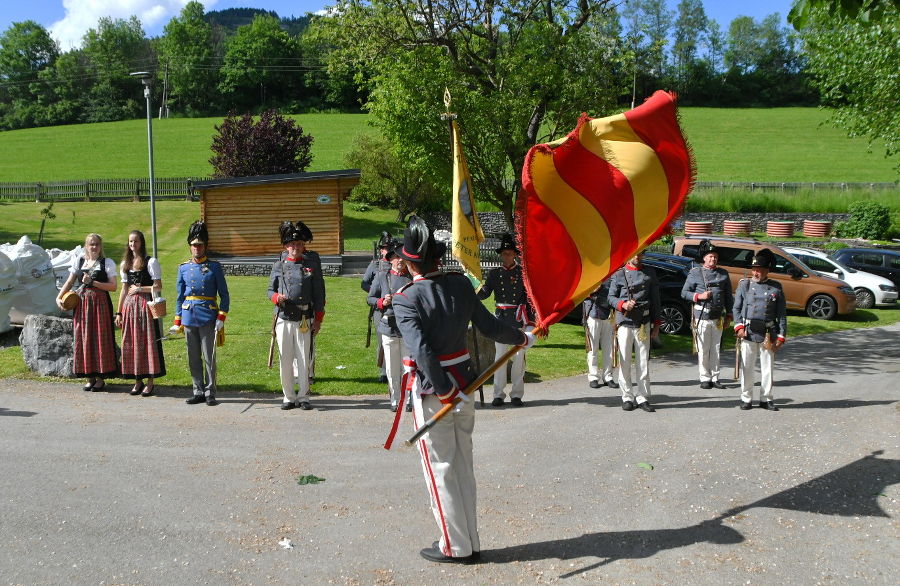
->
[367,268,412,338]
[681,265,734,320]
[733,277,787,343]
[394,272,526,397]
[607,265,661,328]
[477,263,532,326]
[583,281,613,320]
[267,252,325,322]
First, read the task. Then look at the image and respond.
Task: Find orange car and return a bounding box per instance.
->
[672,236,856,319]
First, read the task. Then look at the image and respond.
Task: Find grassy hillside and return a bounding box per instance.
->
[0,109,895,183]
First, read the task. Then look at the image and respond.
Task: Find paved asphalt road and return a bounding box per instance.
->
[1,324,897,585]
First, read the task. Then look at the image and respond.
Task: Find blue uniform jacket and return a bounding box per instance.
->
[477,263,532,326]
[175,257,230,327]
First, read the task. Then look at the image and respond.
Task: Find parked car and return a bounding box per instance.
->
[672,236,856,320]
[831,248,900,291]
[563,252,694,335]
[783,247,898,309]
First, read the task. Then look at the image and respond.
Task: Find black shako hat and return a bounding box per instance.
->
[377,231,393,249]
[398,215,443,264]
[698,240,719,258]
[751,248,775,269]
[385,239,402,260]
[495,233,519,255]
[187,221,208,245]
[280,220,313,245]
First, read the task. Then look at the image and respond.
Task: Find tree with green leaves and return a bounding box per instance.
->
[0,21,59,129]
[672,0,708,90]
[209,109,314,178]
[81,16,150,123]
[792,1,898,165]
[218,14,303,111]
[158,1,217,115]
[311,0,625,226]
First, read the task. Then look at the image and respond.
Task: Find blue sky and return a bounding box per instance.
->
[1,1,796,51]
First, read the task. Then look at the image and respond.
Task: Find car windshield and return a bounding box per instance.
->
[826,256,857,273]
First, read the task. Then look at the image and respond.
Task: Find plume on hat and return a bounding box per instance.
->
[279,220,313,244]
[398,215,437,263]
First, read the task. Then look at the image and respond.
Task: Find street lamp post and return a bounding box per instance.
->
[129,71,158,259]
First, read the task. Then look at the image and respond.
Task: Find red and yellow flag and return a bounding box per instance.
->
[517,91,693,331]
[450,118,485,282]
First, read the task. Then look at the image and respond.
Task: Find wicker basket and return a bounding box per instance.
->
[148,299,167,319]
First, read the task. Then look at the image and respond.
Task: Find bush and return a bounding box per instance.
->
[823,241,848,251]
[209,110,313,178]
[835,201,891,240]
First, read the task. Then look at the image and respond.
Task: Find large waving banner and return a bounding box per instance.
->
[518,90,694,331]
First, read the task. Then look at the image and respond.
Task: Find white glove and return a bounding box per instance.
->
[523,331,536,349]
[215,320,224,332]
[169,324,183,334]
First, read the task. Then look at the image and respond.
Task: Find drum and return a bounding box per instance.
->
[60,291,80,311]
[148,298,167,319]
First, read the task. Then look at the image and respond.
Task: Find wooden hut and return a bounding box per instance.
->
[193,170,361,257]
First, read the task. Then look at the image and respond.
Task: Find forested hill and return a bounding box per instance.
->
[205,8,311,36]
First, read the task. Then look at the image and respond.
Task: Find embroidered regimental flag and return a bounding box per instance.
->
[518,90,694,331]
[450,117,485,283]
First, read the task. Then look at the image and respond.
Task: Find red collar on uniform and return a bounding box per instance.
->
[286,256,303,262]
[626,263,640,270]
[192,256,207,264]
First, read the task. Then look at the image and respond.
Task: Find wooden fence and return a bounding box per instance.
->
[0,177,201,201]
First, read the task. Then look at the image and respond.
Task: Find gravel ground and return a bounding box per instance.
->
[0,324,897,585]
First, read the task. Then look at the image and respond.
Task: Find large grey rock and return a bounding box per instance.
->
[20,314,73,377]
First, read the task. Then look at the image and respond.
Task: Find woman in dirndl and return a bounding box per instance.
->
[56,233,119,391]
[115,230,165,396]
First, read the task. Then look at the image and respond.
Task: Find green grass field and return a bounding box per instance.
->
[2,200,899,395]
[0,108,896,183]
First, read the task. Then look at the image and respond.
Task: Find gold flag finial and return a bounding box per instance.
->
[443,87,451,112]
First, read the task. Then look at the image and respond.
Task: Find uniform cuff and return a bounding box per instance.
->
[653,319,662,327]
[270,293,280,304]
[217,312,227,321]
[693,292,700,303]
[734,324,744,332]
[315,311,324,322]
[616,300,626,312]
[376,298,385,310]
[173,316,181,326]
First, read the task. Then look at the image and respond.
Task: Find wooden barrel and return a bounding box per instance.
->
[723,220,751,236]
[766,221,795,238]
[684,221,713,235]
[803,220,832,238]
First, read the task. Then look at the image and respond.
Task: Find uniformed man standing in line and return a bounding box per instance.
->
[584,279,618,389]
[267,221,326,411]
[362,231,393,383]
[391,216,534,564]
[367,242,412,412]
[608,253,661,412]
[477,234,532,407]
[172,221,230,406]
[681,241,733,389]
[732,248,786,411]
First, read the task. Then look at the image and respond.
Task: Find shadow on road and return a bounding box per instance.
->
[487,451,898,578]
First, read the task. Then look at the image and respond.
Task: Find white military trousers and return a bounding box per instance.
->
[616,323,652,404]
[695,318,724,383]
[586,315,616,384]
[275,317,311,404]
[739,340,775,403]
[412,389,479,558]
[493,342,525,400]
[382,335,410,408]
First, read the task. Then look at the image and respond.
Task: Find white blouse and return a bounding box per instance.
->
[70,255,117,280]
[119,257,161,283]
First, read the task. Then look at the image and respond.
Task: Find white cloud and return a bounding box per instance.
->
[50,0,220,51]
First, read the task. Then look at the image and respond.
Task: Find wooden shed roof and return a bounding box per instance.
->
[193,169,361,190]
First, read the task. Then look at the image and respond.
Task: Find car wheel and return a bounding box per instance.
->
[660,302,688,335]
[806,294,837,320]
[853,287,875,309]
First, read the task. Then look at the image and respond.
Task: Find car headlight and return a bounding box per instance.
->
[839,286,855,297]
[879,284,897,292]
